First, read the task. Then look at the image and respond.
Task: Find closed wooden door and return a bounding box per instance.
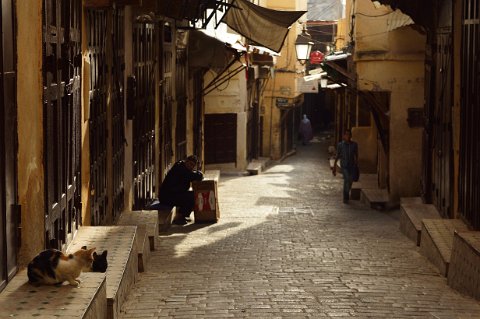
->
[205,114,237,164]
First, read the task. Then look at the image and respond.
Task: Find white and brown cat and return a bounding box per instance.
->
[27,247,96,286]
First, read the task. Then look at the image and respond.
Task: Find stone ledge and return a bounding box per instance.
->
[0,271,107,319]
[67,226,137,319]
[117,211,159,251]
[399,202,441,246]
[134,225,150,273]
[448,231,480,300]
[420,219,469,276]
[361,188,389,210]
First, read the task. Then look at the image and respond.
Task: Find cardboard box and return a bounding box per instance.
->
[192,180,219,223]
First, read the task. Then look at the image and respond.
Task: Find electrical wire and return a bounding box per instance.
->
[356,11,393,18]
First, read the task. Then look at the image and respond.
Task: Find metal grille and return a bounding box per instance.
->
[43,0,82,249]
[133,22,155,208]
[432,31,453,218]
[193,70,203,168]
[87,9,107,225]
[175,48,187,161]
[162,23,174,173]
[112,7,125,220]
[0,0,17,293]
[459,0,480,229]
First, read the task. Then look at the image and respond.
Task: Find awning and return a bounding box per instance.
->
[188,30,245,71]
[221,0,306,53]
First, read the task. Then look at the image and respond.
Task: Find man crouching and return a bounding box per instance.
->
[159,155,204,225]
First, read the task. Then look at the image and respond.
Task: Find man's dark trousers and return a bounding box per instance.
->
[160,191,195,217]
[342,166,354,201]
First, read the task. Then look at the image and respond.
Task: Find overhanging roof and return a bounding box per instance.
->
[221,0,306,53]
[371,0,434,29]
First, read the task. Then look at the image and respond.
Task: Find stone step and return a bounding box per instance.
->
[448,231,480,300]
[246,162,263,175]
[399,202,441,246]
[67,226,138,319]
[0,271,107,319]
[361,188,389,210]
[246,158,271,175]
[420,219,469,276]
[117,211,159,251]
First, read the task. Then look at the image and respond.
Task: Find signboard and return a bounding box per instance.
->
[275,98,289,107]
[297,77,319,93]
[310,51,325,64]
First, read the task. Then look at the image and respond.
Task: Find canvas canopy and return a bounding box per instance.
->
[221,0,306,53]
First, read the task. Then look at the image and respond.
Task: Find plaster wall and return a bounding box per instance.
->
[16,0,44,265]
[204,64,248,170]
[351,125,377,174]
[357,60,424,201]
[355,0,425,60]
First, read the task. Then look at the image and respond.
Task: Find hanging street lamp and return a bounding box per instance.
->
[295,26,314,65]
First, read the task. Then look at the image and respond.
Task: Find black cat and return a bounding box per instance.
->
[81,246,108,273]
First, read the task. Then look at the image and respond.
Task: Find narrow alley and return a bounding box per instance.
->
[119,135,480,318]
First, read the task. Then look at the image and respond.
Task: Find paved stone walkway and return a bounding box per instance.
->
[119,135,480,318]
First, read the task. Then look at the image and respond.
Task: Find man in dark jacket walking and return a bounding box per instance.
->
[332,129,358,203]
[159,155,204,225]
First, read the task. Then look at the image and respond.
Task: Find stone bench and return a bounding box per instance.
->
[361,188,389,210]
[399,202,441,246]
[116,211,159,272]
[448,231,480,300]
[0,271,107,319]
[67,226,138,319]
[420,219,469,276]
[350,174,377,200]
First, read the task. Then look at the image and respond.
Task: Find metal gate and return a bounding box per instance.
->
[112,7,125,220]
[0,0,17,293]
[431,30,453,218]
[175,46,187,161]
[193,70,203,168]
[162,23,174,174]
[43,0,82,248]
[87,9,108,225]
[459,0,480,229]
[133,22,155,207]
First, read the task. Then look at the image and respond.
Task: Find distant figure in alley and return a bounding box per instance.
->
[299,114,313,145]
[332,129,358,203]
[159,155,204,225]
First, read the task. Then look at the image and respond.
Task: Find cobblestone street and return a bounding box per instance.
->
[120,135,480,318]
